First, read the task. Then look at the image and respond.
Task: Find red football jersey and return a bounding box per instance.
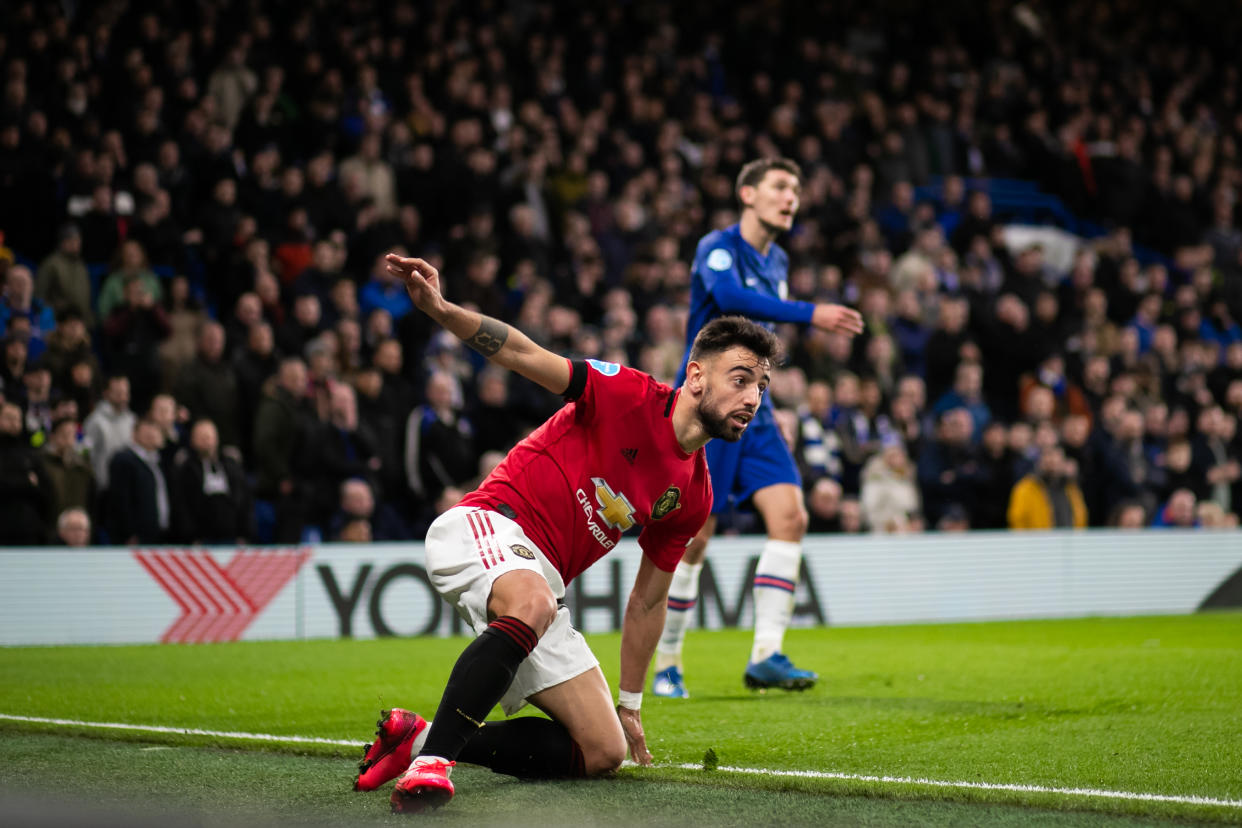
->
[459,359,712,584]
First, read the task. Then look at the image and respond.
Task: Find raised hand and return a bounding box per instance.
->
[811,303,865,336]
[385,253,443,314]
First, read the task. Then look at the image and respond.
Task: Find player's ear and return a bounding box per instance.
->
[738,184,756,208]
[685,359,706,394]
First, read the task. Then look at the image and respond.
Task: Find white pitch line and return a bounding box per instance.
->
[669,764,1242,809]
[0,713,357,748]
[2,713,1239,809]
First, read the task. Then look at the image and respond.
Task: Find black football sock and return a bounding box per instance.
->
[418,616,539,762]
[458,717,588,779]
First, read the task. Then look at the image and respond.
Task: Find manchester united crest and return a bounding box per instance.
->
[651,486,682,520]
[510,544,536,560]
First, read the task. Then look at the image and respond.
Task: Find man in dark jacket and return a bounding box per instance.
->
[313,381,382,518]
[0,401,52,544]
[174,419,252,544]
[40,415,95,533]
[917,407,987,528]
[106,417,170,544]
[101,275,170,415]
[174,320,241,449]
[253,356,313,542]
[404,370,476,506]
[232,321,279,466]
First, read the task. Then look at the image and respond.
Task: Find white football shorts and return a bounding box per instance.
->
[424,505,598,715]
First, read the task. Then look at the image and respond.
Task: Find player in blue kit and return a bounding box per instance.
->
[652,158,864,697]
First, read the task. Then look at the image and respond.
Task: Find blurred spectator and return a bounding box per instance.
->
[1196,501,1238,529]
[41,310,98,393]
[0,265,55,343]
[83,375,136,491]
[173,419,252,545]
[1192,406,1239,513]
[174,321,241,449]
[1151,489,1200,529]
[918,408,983,527]
[470,367,522,456]
[372,337,417,413]
[405,371,476,505]
[839,496,864,534]
[106,417,171,545]
[40,416,94,531]
[795,380,841,486]
[1019,354,1091,427]
[1109,501,1149,529]
[806,477,844,533]
[232,321,279,464]
[97,240,161,321]
[931,360,991,442]
[1080,396,1145,524]
[0,401,52,544]
[860,440,922,533]
[20,360,54,442]
[101,274,169,413]
[329,478,405,542]
[1007,445,1088,530]
[340,133,398,219]
[278,292,325,358]
[981,294,1043,421]
[56,508,92,547]
[313,381,382,516]
[923,296,973,402]
[35,224,92,327]
[360,251,415,322]
[148,393,188,472]
[254,356,315,543]
[936,503,972,532]
[972,421,1020,530]
[353,365,406,501]
[835,375,894,493]
[159,275,209,382]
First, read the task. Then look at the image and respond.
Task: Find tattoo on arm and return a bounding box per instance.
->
[466,317,509,357]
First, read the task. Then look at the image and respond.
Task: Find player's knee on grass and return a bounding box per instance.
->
[581,733,627,776]
[488,571,558,636]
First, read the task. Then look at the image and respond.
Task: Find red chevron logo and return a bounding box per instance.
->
[133,548,312,643]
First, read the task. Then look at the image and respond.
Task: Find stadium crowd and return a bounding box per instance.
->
[1,0,1240,545]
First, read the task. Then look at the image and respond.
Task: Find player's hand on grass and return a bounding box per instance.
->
[811,303,865,336]
[386,253,444,314]
[617,705,652,766]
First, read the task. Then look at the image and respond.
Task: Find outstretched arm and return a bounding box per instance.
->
[702,261,864,335]
[616,553,675,766]
[386,253,571,395]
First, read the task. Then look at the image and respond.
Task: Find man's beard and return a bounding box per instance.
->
[698,388,747,442]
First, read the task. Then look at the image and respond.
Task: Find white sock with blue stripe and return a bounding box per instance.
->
[656,560,702,671]
[751,540,801,664]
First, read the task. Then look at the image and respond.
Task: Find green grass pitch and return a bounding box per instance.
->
[1,613,1240,826]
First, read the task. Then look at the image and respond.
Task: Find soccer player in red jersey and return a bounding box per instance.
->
[356,253,781,814]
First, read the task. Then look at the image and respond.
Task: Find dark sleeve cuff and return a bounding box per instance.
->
[563,359,588,401]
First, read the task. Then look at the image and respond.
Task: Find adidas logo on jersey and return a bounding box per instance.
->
[620,447,638,464]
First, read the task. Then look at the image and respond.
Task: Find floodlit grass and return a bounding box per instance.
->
[1,613,1240,825]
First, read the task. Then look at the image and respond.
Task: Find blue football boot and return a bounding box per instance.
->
[743,652,817,691]
[652,665,690,698]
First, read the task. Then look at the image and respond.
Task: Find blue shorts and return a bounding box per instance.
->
[705,417,801,514]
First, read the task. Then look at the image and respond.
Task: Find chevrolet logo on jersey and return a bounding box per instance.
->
[591,477,636,531]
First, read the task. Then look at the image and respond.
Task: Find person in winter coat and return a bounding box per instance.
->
[1007,445,1088,529]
